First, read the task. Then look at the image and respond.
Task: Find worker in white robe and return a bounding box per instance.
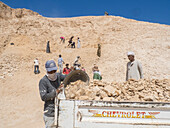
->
[126,51,143,81]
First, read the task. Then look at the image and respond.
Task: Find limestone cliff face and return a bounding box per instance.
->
[0,1,40,19]
[0,1,170,83]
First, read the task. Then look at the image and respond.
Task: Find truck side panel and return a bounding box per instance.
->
[58,100,75,128]
[57,100,170,128]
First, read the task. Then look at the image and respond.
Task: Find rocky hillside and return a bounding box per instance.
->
[0,1,39,19]
[0,2,169,82]
[0,2,170,128]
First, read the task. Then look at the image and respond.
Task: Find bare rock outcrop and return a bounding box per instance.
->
[0,2,40,19]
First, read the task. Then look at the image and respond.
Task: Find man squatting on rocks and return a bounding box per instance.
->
[73,56,81,70]
[92,64,102,80]
[126,51,143,81]
[39,60,65,128]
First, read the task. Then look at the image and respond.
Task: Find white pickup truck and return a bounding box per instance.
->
[54,70,170,128]
[54,99,170,128]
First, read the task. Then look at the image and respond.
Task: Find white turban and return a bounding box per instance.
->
[127,51,135,56]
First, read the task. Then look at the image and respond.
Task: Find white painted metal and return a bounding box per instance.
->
[57,100,75,128]
[54,97,59,126]
[55,100,170,128]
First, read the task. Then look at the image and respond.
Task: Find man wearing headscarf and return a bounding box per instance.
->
[39,60,65,128]
[126,52,143,81]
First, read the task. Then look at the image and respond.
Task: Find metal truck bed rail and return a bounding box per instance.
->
[55,99,170,128]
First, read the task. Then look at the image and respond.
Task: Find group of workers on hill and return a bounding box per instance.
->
[34,55,85,75]
[57,55,85,75]
[35,51,143,81]
[45,36,81,54]
[59,36,81,48]
[67,36,81,48]
[38,49,143,128]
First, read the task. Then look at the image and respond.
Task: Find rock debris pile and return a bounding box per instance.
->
[65,79,170,102]
[0,54,29,79]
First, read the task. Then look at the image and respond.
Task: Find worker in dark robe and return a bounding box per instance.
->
[46,41,50,53]
[97,44,101,57]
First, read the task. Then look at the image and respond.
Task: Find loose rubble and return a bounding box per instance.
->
[0,55,22,79]
[65,79,170,102]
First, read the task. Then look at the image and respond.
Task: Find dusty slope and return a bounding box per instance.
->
[0,2,170,128]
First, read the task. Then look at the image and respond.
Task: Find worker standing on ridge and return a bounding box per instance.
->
[39,60,65,128]
[46,41,50,53]
[34,58,40,74]
[104,11,109,16]
[58,54,65,74]
[126,51,143,81]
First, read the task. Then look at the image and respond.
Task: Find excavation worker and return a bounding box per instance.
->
[126,51,143,81]
[46,41,50,53]
[93,66,102,80]
[68,36,74,47]
[60,37,65,43]
[58,54,65,74]
[97,44,101,57]
[73,56,81,69]
[77,37,81,48]
[39,60,65,128]
[34,58,40,74]
[63,64,71,75]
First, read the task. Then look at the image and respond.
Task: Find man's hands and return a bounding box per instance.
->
[56,84,64,94]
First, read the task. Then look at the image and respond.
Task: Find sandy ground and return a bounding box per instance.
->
[0,2,170,128]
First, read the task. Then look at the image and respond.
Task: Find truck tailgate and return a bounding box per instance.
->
[56,100,170,128]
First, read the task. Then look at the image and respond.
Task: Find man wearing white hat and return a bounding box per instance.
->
[126,52,143,81]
